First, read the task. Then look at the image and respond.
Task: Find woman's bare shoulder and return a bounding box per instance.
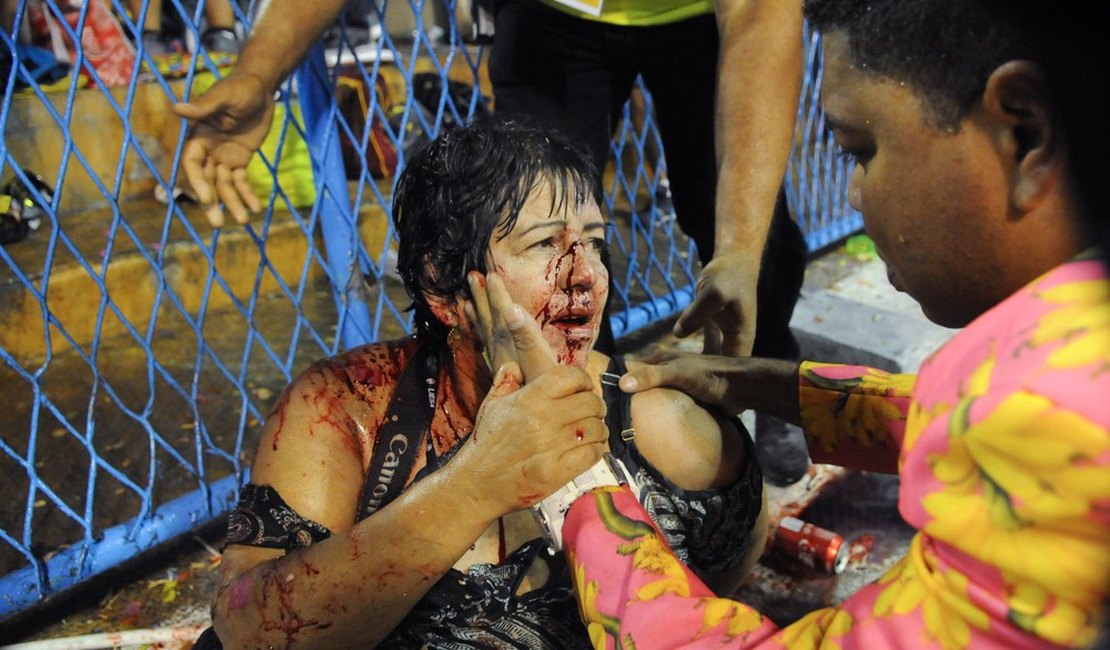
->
[314,338,418,390]
[625,361,745,490]
[248,339,423,525]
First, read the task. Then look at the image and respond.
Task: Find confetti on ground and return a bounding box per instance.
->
[843,234,877,261]
[847,534,875,568]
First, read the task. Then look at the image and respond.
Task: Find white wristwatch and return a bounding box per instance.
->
[531,452,641,554]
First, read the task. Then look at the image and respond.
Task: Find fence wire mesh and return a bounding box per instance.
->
[0,0,859,618]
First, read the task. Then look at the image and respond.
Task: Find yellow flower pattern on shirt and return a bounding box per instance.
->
[563,259,1110,649]
[1031,278,1110,370]
[798,363,912,472]
[774,607,854,649]
[571,558,616,648]
[871,536,989,649]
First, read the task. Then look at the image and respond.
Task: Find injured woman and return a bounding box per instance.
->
[201,118,767,649]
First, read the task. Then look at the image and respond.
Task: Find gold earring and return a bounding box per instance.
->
[447,327,462,349]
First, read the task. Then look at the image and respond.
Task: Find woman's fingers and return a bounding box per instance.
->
[484,274,516,372]
[486,361,524,398]
[502,304,558,383]
[468,271,516,374]
[487,273,556,383]
[467,271,558,383]
[467,272,493,336]
[466,272,496,369]
[464,363,606,514]
[560,414,609,445]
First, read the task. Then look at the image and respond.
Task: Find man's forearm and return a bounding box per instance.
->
[620,355,801,423]
[236,0,352,93]
[713,0,803,258]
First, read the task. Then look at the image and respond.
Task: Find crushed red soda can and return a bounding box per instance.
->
[772,516,849,574]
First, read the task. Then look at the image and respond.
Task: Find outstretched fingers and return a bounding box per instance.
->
[467,271,557,383]
[485,273,558,381]
[673,282,725,339]
[180,140,218,219]
[467,271,506,372]
[234,167,261,215]
[215,163,247,224]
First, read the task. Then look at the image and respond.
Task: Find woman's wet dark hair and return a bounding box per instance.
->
[392,117,602,347]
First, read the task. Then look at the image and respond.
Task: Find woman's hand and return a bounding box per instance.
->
[456,271,607,516]
[452,359,608,518]
[467,271,557,382]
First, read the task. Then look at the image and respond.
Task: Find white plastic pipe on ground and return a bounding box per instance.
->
[0,624,206,650]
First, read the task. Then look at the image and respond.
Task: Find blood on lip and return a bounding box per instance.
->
[548,315,595,336]
[553,313,590,325]
[547,292,594,323]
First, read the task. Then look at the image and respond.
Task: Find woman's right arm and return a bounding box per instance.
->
[211,360,608,649]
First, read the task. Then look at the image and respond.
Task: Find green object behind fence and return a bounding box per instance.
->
[189,73,318,209]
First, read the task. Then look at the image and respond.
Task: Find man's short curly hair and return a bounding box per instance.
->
[392,117,601,347]
[803,0,1054,130]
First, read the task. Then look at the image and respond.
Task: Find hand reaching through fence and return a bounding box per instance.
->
[168,0,352,228]
[173,72,274,227]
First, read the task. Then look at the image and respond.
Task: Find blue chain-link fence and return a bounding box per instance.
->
[0,1,859,620]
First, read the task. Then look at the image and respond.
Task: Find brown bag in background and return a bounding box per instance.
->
[334,66,398,180]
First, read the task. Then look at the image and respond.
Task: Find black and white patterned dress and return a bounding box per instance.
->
[225,354,763,649]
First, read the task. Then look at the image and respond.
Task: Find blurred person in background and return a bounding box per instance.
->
[126,0,241,56]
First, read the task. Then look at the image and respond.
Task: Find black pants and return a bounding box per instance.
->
[490,0,805,359]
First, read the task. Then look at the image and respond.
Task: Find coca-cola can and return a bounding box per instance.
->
[772,516,849,574]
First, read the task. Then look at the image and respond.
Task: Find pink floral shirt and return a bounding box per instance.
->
[564,258,1110,649]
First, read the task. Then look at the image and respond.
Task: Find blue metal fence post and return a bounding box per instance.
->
[296,44,375,350]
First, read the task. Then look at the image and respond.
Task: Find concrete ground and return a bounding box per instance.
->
[1,242,957,648]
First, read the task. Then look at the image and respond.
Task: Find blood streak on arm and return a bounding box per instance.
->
[269,401,290,451]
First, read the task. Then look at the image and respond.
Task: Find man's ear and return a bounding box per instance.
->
[982,61,1061,213]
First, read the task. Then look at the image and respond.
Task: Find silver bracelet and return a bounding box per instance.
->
[531,452,641,554]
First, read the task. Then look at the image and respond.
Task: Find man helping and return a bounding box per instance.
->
[481,0,1110,647]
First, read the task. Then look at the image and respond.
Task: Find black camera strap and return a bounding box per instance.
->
[193,344,440,650]
[358,343,438,518]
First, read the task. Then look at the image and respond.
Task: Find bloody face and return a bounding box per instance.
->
[487,179,609,367]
